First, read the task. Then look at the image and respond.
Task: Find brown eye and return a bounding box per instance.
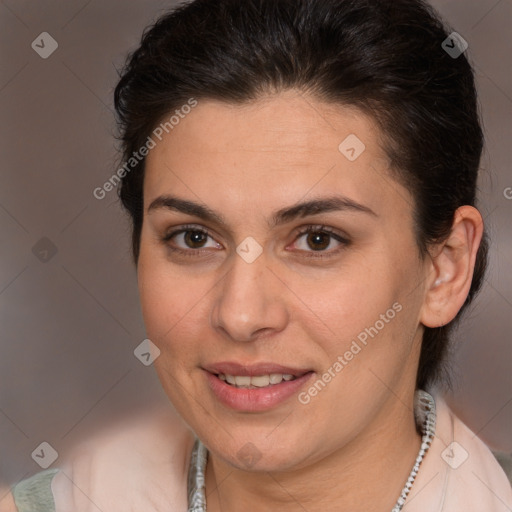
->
[291,225,350,256]
[184,230,209,248]
[305,232,331,251]
[162,225,222,254]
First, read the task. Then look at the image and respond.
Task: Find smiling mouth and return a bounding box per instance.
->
[216,373,298,389]
[204,367,315,411]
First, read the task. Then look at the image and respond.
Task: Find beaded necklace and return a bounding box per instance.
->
[187,389,436,512]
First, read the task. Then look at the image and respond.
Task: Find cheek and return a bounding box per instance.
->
[137,252,210,351]
[303,250,419,368]
[313,262,394,336]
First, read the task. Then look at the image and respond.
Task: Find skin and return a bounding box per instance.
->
[0,491,16,512]
[137,90,483,511]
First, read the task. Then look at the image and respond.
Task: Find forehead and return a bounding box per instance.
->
[148,91,379,157]
[143,91,411,219]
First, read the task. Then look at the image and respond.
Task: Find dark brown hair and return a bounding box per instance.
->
[114,0,488,390]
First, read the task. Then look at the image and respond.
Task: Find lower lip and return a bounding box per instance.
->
[204,370,314,412]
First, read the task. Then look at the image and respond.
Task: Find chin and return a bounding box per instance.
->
[204,428,318,472]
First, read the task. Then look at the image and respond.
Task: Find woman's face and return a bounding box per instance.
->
[138,90,430,471]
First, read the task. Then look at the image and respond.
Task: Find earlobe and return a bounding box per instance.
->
[420,206,484,328]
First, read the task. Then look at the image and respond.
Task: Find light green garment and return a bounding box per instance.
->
[12,469,58,512]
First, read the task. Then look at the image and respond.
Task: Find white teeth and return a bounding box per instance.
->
[219,373,297,388]
[250,375,271,387]
[234,376,251,387]
[225,375,237,385]
[269,373,283,384]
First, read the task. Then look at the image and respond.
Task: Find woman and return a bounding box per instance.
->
[3,0,511,510]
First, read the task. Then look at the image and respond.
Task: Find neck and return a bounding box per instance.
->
[205,391,422,512]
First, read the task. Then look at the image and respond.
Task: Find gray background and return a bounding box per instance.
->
[1,0,511,485]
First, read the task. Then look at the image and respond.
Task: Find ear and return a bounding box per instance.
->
[420,206,484,328]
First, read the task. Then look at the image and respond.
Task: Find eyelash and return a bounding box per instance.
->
[160,224,350,259]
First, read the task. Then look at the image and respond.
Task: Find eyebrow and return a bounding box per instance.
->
[147,194,377,228]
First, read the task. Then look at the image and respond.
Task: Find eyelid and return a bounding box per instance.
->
[293,224,350,240]
[162,223,213,240]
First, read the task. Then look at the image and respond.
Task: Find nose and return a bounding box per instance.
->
[211,250,289,342]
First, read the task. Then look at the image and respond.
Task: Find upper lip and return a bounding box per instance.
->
[203,362,312,377]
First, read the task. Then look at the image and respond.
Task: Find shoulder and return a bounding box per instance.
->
[2,469,59,512]
[408,392,512,511]
[53,407,194,511]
